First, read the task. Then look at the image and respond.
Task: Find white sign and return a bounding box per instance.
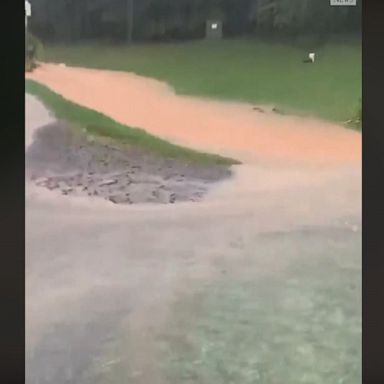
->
[330,0,357,5]
[25,1,31,17]
[211,23,218,30]
[309,53,315,63]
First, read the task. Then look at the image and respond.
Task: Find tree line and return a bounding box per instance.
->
[30,0,361,43]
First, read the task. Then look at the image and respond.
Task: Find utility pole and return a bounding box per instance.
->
[126,0,134,43]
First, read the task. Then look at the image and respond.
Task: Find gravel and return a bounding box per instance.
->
[26,121,232,205]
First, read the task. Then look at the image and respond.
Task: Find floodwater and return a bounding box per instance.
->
[26,65,361,383]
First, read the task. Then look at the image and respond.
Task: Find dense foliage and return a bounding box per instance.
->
[25,31,43,71]
[30,0,361,42]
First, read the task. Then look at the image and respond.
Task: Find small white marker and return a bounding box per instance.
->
[309,52,315,63]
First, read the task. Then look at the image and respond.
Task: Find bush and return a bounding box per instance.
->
[25,32,43,72]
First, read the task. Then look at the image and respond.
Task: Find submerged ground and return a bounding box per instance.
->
[26,56,361,384]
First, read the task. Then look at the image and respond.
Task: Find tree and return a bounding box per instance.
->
[30,0,361,42]
[126,0,134,42]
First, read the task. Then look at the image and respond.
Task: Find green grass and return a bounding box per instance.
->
[25,79,238,166]
[157,229,361,384]
[42,38,361,123]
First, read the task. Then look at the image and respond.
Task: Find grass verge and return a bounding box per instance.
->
[25,79,239,166]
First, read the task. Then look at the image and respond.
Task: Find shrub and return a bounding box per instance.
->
[25,32,43,72]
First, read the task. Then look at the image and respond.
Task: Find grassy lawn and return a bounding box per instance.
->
[85,227,361,384]
[42,38,361,123]
[25,79,238,166]
[157,228,361,384]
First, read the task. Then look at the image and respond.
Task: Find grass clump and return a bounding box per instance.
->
[25,79,239,166]
[345,98,362,130]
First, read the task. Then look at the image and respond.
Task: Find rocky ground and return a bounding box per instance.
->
[25,121,232,205]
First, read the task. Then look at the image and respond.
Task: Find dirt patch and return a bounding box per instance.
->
[26,121,231,205]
